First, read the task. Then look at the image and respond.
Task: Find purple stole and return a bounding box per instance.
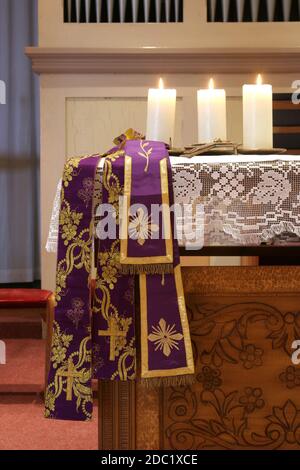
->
[46,140,194,421]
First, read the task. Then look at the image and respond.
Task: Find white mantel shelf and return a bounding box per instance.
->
[25,47,300,74]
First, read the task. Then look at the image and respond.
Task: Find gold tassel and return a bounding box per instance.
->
[140,375,195,389]
[119,264,174,276]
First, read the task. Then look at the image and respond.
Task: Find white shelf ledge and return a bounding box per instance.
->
[25,47,300,74]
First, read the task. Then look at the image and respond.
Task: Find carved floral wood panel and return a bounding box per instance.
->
[99,267,300,450]
[161,267,300,450]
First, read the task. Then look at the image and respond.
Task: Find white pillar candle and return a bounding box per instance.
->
[197,79,227,143]
[243,74,273,149]
[146,78,177,144]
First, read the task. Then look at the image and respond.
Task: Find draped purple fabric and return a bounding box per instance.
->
[46,139,194,422]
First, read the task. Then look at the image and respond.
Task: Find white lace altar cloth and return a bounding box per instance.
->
[46,155,300,252]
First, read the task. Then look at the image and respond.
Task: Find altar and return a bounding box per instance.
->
[45,152,300,450]
[26,0,300,452]
[47,154,300,252]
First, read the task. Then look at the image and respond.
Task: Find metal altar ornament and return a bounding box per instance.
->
[169,139,287,157]
[113,131,286,157]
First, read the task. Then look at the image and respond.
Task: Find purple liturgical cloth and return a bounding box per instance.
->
[46,136,194,422]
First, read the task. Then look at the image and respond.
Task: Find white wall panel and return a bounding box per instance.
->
[66,96,183,155]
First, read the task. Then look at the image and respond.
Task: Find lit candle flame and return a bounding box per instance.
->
[159,78,164,90]
[257,74,263,85]
[209,78,215,90]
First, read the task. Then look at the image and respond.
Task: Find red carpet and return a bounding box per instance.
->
[0,338,98,449]
[0,394,98,450]
[0,339,45,393]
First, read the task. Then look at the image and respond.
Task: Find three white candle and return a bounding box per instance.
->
[243,74,273,149]
[197,79,227,143]
[146,75,273,150]
[146,78,176,145]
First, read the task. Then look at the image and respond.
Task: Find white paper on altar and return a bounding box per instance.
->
[46,155,300,253]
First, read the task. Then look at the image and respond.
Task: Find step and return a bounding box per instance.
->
[0,394,98,450]
[0,339,99,394]
[0,311,42,339]
[0,339,45,393]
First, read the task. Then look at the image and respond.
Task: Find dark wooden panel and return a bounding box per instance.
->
[285,149,300,155]
[273,101,299,110]
[161,266,300,450]
[179,246,300,258]
[273,94,295,101]
[274,134,300,149]
[274,110,300,127]
[273,95,300,153]
[98,381,136,450]
[274,126,300,134]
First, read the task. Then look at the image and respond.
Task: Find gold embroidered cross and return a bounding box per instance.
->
[98,317,127,361]
[57,357,83,401]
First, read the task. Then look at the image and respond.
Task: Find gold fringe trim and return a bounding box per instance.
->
[120,264,174,276]
[140,374,195,388]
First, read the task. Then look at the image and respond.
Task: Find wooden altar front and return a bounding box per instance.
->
[99,263,300,450]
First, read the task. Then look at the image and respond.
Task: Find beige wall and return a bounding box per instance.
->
[38,0,300,49]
